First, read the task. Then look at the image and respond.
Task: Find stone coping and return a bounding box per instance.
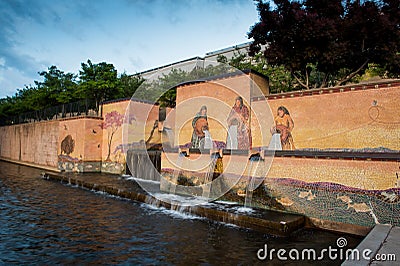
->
[142,148,400,161]
[253,79,400,102]
[0,157,59,172]
[342,224,399,266]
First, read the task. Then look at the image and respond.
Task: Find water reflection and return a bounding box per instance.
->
[0,161,360,265]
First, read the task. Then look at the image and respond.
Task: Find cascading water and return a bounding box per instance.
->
[202,151,220,198]
[169,151,187,195]
[126,150,161,181]
[244,153,264,208]
[163,127,175,148]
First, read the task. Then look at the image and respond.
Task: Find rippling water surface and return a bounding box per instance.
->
[0,161,361,265]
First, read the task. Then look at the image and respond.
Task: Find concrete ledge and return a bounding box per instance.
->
[306,217,372,237]
[0,157,60,173]
[342,224,393,266]
[370,226,399,266]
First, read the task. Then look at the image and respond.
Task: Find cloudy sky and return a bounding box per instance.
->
[0,0,259,98]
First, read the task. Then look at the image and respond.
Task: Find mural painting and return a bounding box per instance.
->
[101,99,164,174]
[271,106,295,150]
[226,96,251,150]
[57,118,103,172]
[158,77,400,229]
[190,106,208,149]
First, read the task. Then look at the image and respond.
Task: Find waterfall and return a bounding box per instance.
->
[244,153,264,208]
[202,152,220,198]
[169,151,186,194]
[244,161,255,207]
[126,150,161,181]
[163,127,175,148]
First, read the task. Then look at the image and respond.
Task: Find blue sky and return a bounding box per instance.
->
[0,0,259,98]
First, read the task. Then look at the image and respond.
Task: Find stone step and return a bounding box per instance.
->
[43,171,305,237]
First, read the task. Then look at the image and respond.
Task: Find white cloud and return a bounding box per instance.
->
[0,66,35,98]
[0,0,259,98]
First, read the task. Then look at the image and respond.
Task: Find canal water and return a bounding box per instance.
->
[0,161,361,265]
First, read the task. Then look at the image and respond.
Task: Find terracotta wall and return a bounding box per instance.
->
[0,121,59,169]
[258,84,400,150]
[58,117,103,172]
[101,100,160,156]
[100,99,171,173]
[0,117,104,171]
[175,73,267,147]
[0,98,170,173]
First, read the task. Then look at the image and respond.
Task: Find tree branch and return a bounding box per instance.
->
[320,73,330,88]
[336,59,369,86]
[292,72,309,90]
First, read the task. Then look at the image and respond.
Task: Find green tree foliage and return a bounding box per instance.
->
[219,52,294,93]
[0,60,143,122]
[77,60,121,111]
[132,68,188,107]
[38,65,78,105]
[248,0,400,90]
[119,72,144,98]
[132,63,236,107]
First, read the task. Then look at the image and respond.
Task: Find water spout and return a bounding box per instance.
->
[169,151,187,194]
[244,153,264,208]
[202,151,221,199]
[163,127,175,148]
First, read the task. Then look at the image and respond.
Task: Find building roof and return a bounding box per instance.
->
[172,68,268,90]
[134,42,252,77]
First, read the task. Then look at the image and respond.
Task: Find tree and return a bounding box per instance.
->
[119,72,144,98]
[0,60,145,123]
[219,51,294,93]
[132,63,238,107]
[156,68,189,107]
[38,65,78,105]
[248,0,400,90]
[78,60,121,111]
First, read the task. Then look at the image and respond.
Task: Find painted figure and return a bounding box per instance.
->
[191,106,208,149]
[272,106,295,150]
[226,96,251,150]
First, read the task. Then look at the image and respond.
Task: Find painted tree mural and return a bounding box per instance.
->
[101,111,125,162]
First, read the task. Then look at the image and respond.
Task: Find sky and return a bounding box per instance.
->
[0,0,260,98]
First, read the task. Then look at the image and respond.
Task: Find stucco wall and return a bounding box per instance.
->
[0,121,59,169]
[58,117,103,172]
[0,117,103,171]
[100,99,170,173]
[175,73,267,147]
[259,83,400,150]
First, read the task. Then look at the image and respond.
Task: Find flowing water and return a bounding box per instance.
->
[0,161,361,265]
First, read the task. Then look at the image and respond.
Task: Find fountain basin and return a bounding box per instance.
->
[43,171,305,237]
